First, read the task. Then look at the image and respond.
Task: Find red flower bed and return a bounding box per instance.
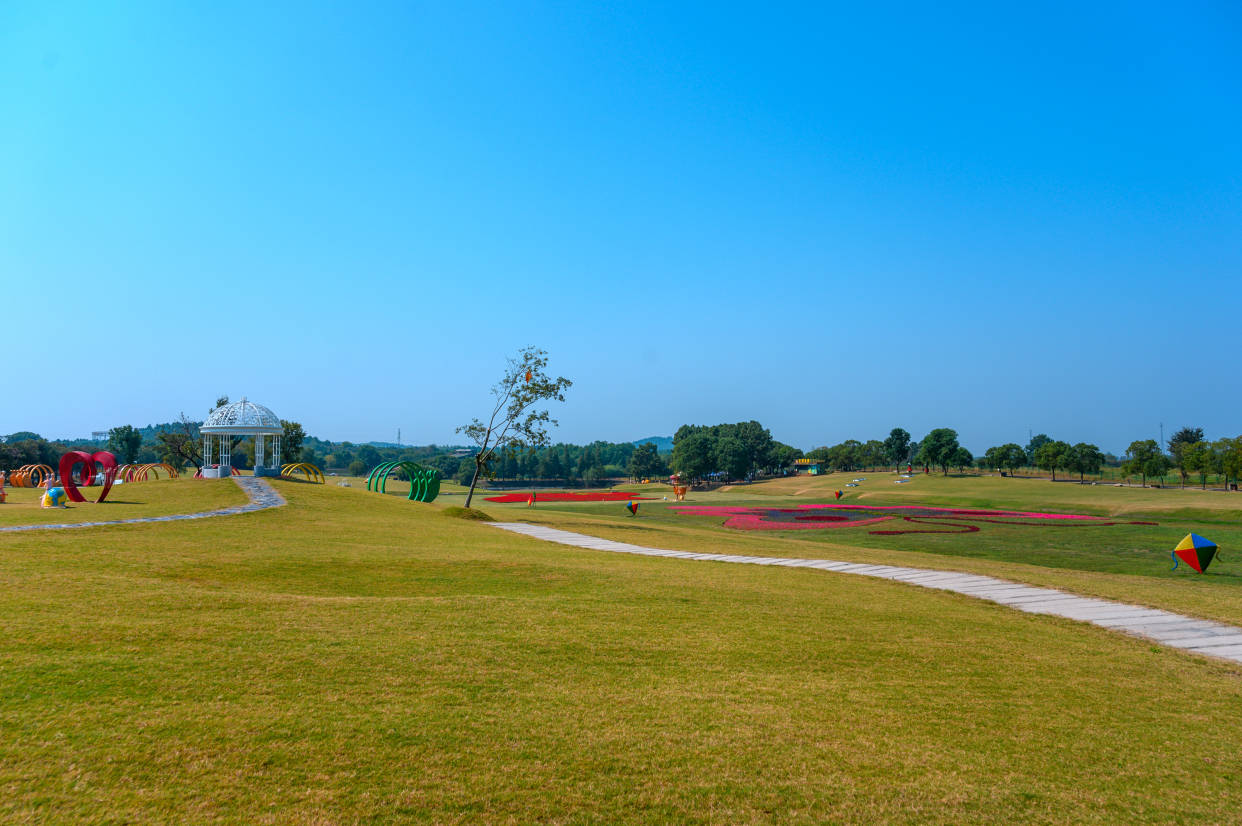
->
[670,504,1152,535]
[484,491,655,503]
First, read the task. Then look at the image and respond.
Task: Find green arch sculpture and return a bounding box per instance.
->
[365,461,442,503]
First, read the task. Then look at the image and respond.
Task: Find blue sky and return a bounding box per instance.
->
[2,1,1239,454]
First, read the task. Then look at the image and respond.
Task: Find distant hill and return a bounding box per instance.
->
[632,436,673,453]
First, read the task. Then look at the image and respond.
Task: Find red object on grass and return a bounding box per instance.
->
[485,491,654,503]
[57,450,119,504]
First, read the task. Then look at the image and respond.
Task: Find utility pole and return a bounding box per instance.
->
[1159,422,1164,449]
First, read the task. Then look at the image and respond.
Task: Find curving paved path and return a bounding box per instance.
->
[492,522,1242,666]
[0,477,286,533]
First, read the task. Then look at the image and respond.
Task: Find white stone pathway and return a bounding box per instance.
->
[0,477,286,533]
[492,522,1242,666]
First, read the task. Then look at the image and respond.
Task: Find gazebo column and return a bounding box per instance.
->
[255,434,265,470]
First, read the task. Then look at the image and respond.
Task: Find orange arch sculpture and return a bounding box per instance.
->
[9,464,54,487]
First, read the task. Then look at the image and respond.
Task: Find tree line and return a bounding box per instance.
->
[669,421,802,483]
[9,415,1242,492]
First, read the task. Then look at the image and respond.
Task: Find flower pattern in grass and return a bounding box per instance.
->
[669,503,1158,535]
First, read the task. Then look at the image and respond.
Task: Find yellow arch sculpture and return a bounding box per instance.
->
[125,463,179,482]
[281,463,325,483]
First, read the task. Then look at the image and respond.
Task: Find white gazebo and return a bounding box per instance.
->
[200,397,283,478]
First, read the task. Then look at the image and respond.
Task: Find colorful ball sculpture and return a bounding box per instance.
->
[41,486,68,508]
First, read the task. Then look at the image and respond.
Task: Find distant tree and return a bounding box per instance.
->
[281,421,306,466]
[731,421,775,476]
[4,431,42,443]
[457,347,573,507]
[1167,427,1204,488]
[106,425,143,464]
[826,440,863,472]
[982,444,1022,474]
[999,444,1027,475]
[916,428,960,475]
[211,395,229,414]
[1025,433,1051,465]
[1123,439,1170,487]
[1182,441,1213,489]
[301,447,320,467]
[804,445,830,463]
[357,444,382,469]
[1066,443,1104,482]
[348,459,366,477]
[768,442,803,472]
[883,428,912,470]
[949,446,973,472]
[862,440,887,470]
[543,450,564,481]
[454,457,476,486]
[1215,437,1242,491]
[583,464,609,486]
[499,450,518,481]
[1168,426,1204,454]
[154,414,202,468]
[1033,440,1071,481]
[714,436,750,482]
[672,432,717,481]
[627,442,665,481]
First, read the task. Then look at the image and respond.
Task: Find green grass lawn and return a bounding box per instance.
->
[2,478,1241,823]
[478,473,1242,628]
[0,477,250,526]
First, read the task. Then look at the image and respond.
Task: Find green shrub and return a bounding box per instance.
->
[440,506,494,521]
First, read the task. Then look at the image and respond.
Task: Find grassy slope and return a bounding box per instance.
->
[1,480,1240,823]
[0,477,250,526]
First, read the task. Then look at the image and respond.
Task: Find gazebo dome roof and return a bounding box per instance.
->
[200,397,283,435]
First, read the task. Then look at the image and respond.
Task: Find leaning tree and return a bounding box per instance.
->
[457,347,572,508]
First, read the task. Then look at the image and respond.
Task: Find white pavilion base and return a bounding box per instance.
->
[201,466,231,479]
[254,466,282,478]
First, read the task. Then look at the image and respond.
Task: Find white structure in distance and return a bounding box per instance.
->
[200,397,283,478]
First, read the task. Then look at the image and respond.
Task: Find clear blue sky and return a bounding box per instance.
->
[2,1,1239,455]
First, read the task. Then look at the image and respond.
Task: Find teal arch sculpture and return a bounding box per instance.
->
[365,461,441,503]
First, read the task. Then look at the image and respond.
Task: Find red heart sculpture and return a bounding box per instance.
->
[57,450,119,503]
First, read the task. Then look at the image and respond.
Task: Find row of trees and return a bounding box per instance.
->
[670,422,802,482]
[980,427,1242,488]
[446,440,667,488]
[804,428,971,474]
[979,441,1105,480]
[1141,427,1242,489]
